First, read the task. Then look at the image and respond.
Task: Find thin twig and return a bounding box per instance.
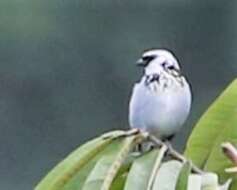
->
[147,144,168,190]
[111,130,204,174]
[147,134,204,174]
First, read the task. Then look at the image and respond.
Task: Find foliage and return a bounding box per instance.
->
[35,79,237,190]
[184,79,237,189]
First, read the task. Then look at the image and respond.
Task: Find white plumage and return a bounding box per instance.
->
[129,49,191,139]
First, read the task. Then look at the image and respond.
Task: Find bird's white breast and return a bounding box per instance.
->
[129,76,191,138]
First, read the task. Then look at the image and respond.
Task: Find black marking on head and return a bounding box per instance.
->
[161,61,176,71]
[143,48,180,67]
[161,62,167,68]
[141,55,156,67]
[145,74,160,86]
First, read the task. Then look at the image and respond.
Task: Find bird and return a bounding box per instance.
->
[129,48,192,141]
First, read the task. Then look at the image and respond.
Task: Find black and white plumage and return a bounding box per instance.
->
[129,49,191,140]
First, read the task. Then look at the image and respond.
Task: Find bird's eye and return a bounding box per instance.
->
[161,62,167,67]
[162,62,175,70]
[167,65,175,70]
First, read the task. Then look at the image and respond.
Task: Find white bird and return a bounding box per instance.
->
[129,49,192,141]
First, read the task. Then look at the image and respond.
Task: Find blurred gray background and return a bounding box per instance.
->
[0,0,236,189]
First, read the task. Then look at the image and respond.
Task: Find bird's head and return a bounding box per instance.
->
[136,49,181,76]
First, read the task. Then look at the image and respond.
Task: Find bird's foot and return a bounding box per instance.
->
[164,141,186,162]
[135,141,156,153]
[148,137,185,161]
[148,136,203,174]
[165,141,203,174]
[147,135,165,148]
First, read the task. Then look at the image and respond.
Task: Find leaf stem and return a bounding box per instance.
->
[147,144,168,190]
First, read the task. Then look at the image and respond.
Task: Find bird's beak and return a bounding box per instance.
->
[136,58,145,67]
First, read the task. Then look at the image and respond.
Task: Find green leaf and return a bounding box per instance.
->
[203,112,237,183]
[35,130,129,190]
[175,161,191,190]
[124,149,160,190]
[82,155,118,190]
[110,154,136,190]
[82,134,144,190]
[230,178,237,190]
[63,138,125,190]
[110,172,128,190]
[152,160,183,190]
[61,156,98,190]
[184,79,237,170]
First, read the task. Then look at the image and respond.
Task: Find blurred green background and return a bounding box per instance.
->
[0,0,236,189]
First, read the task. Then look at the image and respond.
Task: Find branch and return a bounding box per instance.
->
[148,134,204,174]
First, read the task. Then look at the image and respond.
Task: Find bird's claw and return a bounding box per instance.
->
[164,141,186,162]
